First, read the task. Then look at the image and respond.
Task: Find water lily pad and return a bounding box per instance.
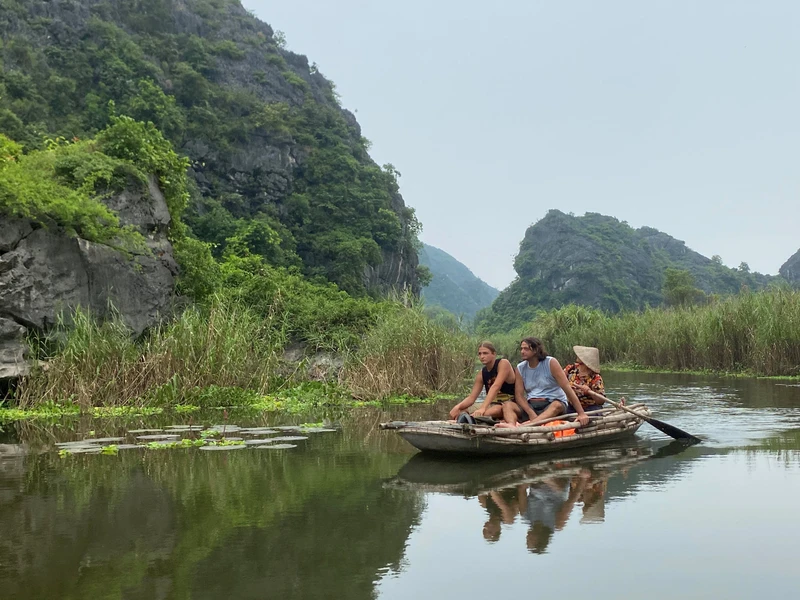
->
[61,446,102,454]
[244,439,277,445]
[115,444,144,450]
[128,428,164,434]
[266,436,308,442]
[165,425,203,431]
[136,434,182,441]
[56,441,100,447]
[274,426,302,431]
[199,444,247,451]
[239,428,279,435]
[82,437,124,443]
[218,436,243,441]
[257,444,297,449]
[301,428,337,434]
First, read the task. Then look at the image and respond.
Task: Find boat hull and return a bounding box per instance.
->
[397,422,643,456]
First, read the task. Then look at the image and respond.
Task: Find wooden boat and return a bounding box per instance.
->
[380,403,651,456]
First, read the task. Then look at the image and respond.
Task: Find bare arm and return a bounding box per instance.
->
[514,366,537,421]
[475,359,513,415]
[550,358,589,426]
[572,374,606,405]
[449,371,483,418]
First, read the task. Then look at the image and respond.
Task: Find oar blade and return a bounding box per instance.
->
[645,416,702,444]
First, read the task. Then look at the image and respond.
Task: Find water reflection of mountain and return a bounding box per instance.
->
[0,438,422,600]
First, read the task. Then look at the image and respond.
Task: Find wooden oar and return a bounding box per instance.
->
[597,394,701,444]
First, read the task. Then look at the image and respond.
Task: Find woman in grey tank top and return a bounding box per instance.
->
[500,337,590,428]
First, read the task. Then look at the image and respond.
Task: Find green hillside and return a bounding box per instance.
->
[418,243,499,320]
[479,210,779,332]
[0,0,422,296]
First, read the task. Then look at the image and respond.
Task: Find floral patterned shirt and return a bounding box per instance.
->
[563,363,605,408]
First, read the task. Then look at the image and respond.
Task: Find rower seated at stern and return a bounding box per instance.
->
[449,341,516,420]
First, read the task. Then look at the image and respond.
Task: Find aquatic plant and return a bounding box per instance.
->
[340,303,474,399]
[15,295,283,408]
[492,287,800,377]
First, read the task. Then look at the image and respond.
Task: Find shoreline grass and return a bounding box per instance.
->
[484,287,800,378]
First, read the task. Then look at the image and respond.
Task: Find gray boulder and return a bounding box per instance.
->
[0,177,178,379]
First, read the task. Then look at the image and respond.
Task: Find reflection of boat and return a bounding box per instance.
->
[380,404,651,456]
[387,442,658,496]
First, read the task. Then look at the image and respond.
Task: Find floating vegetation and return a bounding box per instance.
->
[257,444,297,449]
[91,407,163,418]
[59,446,102,457]
[48,417,335,457]
[238,428,279,435]
[145,439,207,450]
[199,444,247,451]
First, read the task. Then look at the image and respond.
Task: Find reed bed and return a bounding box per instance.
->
[16,295,285,408]
[503,287,800,376]
[340,304,475,400]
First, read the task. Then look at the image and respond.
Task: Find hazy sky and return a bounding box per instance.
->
[246,0,799,290]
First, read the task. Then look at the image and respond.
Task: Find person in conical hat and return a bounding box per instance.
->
[564,346,606,413]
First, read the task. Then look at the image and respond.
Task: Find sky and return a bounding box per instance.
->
[245,0,799,290]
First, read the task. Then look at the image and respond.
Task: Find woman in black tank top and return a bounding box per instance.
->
[449,341,517,421]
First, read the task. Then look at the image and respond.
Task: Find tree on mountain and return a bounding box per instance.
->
[662,268,705,307]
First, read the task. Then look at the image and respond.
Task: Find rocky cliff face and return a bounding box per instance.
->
[780,249,800,284]
[0,178,176,378]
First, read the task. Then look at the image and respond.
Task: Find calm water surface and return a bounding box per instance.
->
[1,372,800,599]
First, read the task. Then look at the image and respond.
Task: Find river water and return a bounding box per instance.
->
[1,372,799,599]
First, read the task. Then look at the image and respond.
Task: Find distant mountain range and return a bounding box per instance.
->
[479,210,792,332]
[418,244,499,320]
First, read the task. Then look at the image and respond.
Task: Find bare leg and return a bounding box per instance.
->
[481,403,505,419]
[529,401,565,425]
[498,402,523,427]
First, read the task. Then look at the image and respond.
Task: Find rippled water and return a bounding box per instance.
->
[1,372,799,599]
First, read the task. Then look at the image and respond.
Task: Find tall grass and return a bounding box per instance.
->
[506,288,800,376]
[17,295,285,408]
[340,304,475,399]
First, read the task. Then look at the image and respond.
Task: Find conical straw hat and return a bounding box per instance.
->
[573,346,601,373]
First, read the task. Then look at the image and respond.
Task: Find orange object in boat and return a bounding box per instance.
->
[544,420,575,438]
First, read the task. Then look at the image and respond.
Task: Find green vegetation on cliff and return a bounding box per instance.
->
[0,114,188,243]
[0,0,420,295]
[479,210,778,332]
[418,243,499,320]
